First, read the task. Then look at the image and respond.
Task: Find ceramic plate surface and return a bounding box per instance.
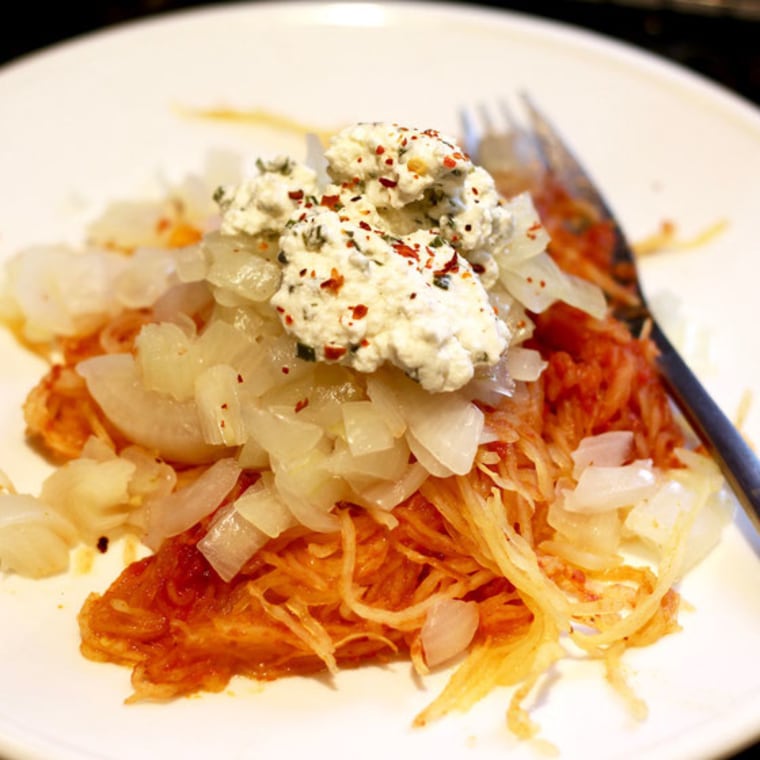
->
[1,3,759,759]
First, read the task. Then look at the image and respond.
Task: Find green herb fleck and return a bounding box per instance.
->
[296,343,317,362]
[433,274,451,290]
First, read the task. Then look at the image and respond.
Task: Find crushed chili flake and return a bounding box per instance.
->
[379,177,398,189]
[392,242,419,260]
[351,304,368,319]
[321,194,341,210]
[324,345,347,361]
[443,156,457,169]
[96,536,109,554]
[281,366,290,374]
[434,251,459,278]
[288,190,304,201]
[320,267,345,294]
[294,398,309,414]
[375,145,385,155]
[359,221,372,231]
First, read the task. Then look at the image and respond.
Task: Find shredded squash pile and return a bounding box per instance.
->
[0,138,730,743]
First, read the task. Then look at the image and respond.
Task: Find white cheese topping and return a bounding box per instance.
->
[215,122,584,393]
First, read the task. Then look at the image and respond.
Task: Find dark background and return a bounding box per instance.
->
[1,1,758,758]
[1,0,759,106]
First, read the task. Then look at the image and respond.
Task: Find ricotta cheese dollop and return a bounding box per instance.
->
[216,123,550,393]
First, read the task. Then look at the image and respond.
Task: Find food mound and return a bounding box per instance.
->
[0,122,730,739]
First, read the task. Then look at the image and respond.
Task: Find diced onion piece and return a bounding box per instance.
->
[0,493,77,577]
[505,346,547,382]
[563,460,659,513]
[401,386,484,476]
[330,437,409,482]
[365,375,406,437]
[625,448,733,572]
[195,364,247,446]
[245,407,323,461]
[547,499,623,556]
[571,431,634,478]
[144,457,241,549]
[198,503,269,582]
[136,321,197,401]
[174,243,207,282]
[505,192,551,264]
[354,462,429,512]
[204,234,281,303]
[234,473,296,538]
[341,401,395,456]
[271,449,343,532]
[421,598,479,668]
[40,456,136,542]
[77,353,222,464]
[113,247,175,309]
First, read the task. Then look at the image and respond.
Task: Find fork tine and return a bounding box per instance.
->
[517,93,616,222]
[517,93,644,298]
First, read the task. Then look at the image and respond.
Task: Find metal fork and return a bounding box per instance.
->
[461,95,760,530]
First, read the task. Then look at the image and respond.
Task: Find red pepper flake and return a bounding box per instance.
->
[96,536,109,554]
[320,267,345,294]
[410,292,417,300]
[321,194,341,209]
[443,155,457,169]
[324,345,347,360]
[385,158,394,166]
[237,373,244,383]
[433,251,460,278]
[540,280,546,288]
[472,187,479,195]
[285,314,294,325]
[275,306,286,314]
[527,222,542,240]
[359,221,372,231]
[526,277,534,284]
[375,145,385,155]
[220,420,226,429]
[379,177,398,189]
[294,398,309,413]
[155,217,171,234]
[351,304,368,319]
[288,189,304,201]
[221,403,229,410]
[392,242,419,260]
[281,366,290,375]
[299,268,308,277]
[356,157,363,163]
[472,263,486,274]
[360,339,370,347]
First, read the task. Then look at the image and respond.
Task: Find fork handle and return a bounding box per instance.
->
[650,321,760,530]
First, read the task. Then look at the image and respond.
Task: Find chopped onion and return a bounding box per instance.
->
[571,431,634,478]
[505,346,547,383]
[625,449,733,573]
[195,364,247,446]
[144,457,241,549]
[421,598,479,668]
[0,493,77,578]
[562,460,660,514]
[341,400,395,456]
[234,473,296,537]
[354,462,429,512]
[402,389,484,476]
[198,502,268,582]
[77,353,223,463]
[40,456,136,542]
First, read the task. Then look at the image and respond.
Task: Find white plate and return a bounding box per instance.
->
[1,2,759,759]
